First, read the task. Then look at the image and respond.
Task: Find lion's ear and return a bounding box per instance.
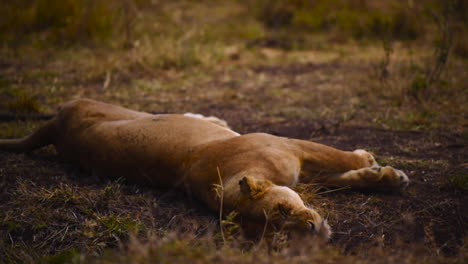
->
[277,203,291,219]
[239,176,272,199]
[239,176,254,197]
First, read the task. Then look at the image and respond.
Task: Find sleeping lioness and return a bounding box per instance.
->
[0,99,409,240]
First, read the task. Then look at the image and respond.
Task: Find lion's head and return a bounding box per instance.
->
[237,176,332,240]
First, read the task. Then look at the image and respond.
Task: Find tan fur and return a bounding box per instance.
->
[0,99,410,240]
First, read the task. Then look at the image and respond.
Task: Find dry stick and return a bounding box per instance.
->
[102,70,111,90]
[60,225,70,242]
[8,233,14,245]
[253,209,270,252]
[216,166,226,243]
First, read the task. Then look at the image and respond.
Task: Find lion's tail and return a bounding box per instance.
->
[0,118,57,153]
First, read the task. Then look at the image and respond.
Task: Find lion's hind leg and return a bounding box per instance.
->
[323,165,409,191]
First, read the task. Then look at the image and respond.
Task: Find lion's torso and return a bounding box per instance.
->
[52,100,302,202]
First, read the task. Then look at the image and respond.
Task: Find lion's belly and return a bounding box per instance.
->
[184,134,303,209]
[55,115,238,186]
[225,150,302,187]
[186,147,302,212]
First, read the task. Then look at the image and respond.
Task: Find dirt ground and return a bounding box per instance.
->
[0,67,466,262]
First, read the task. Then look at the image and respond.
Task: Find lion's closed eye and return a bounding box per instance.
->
[307,220,315,231]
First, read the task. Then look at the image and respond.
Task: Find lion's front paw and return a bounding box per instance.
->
[378,166,410,190]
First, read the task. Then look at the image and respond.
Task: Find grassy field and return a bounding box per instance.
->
[0,0,467,263]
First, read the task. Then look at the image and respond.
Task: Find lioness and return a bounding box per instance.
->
[0,99,409,240]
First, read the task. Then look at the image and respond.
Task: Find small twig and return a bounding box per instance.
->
[316,186,350,195]
[216,166,226,243]
[60,226,70,242]
[102,70,111,90]
[8,233,14,245]
[254,209,270,252]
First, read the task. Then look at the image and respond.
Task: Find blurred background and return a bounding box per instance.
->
[1,0,467,49]
[0,0,466,130]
